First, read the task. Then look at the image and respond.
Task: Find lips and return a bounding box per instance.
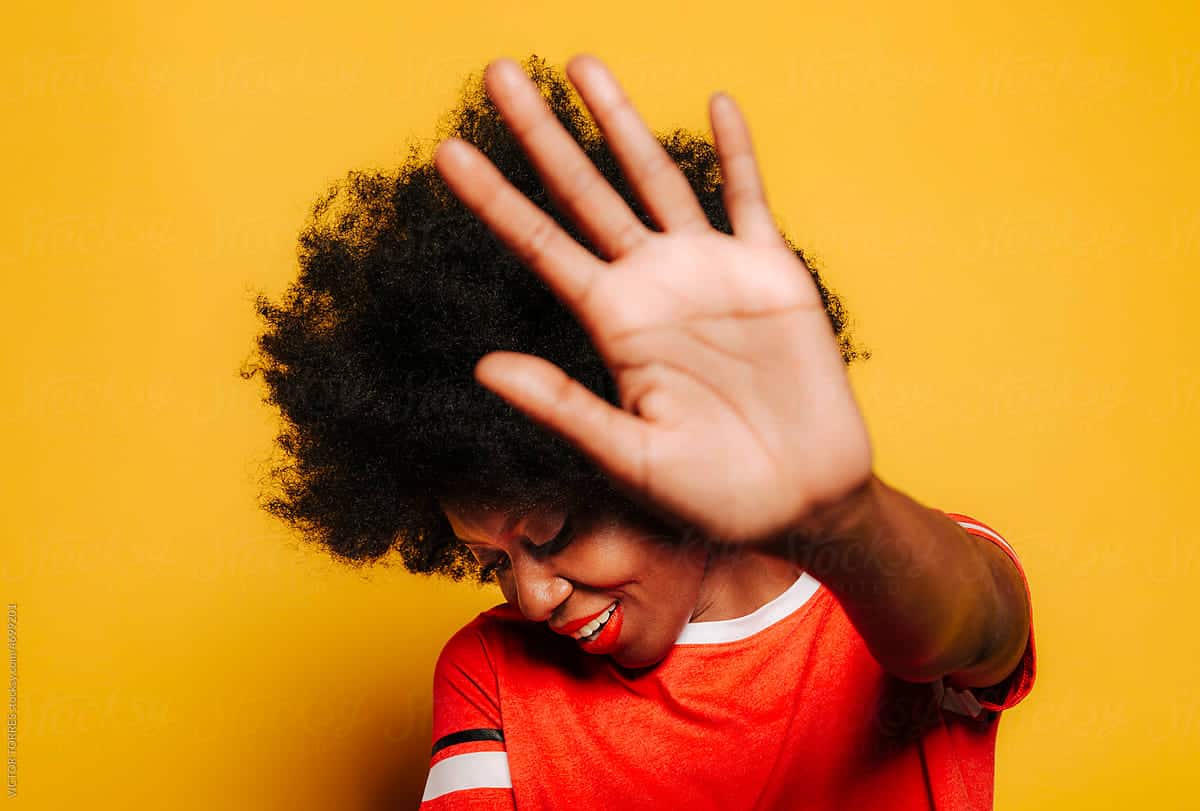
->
[553,600,618,636]
[578,601,623,654]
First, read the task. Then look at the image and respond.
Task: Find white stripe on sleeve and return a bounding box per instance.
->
[953,519,1016,557]
[421,751,513,802]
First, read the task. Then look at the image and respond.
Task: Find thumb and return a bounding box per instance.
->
[474,351,648,492]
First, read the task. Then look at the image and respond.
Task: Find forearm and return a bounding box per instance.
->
[771,472,1005,683]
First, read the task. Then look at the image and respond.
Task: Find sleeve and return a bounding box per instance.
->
[937,512,1037,716]
[418,619,516,810]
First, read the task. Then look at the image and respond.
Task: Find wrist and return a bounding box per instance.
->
[804,471,879,539]
[768,471,879,560]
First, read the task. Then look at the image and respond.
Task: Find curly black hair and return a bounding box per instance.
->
[240,54,870,583]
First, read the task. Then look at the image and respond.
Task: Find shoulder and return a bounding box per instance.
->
[435,602,530,674]
[437,601,598,691]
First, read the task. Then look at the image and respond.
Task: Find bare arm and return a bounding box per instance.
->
[775,472,1030,687]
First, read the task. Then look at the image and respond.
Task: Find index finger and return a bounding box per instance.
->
[484,58,653,261]
[434,137,607,317]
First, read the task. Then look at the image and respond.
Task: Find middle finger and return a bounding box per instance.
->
[565,54,710,235]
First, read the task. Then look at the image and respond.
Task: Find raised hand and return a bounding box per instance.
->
[433,54,873,545]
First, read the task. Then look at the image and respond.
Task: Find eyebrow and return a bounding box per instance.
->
[457,536,527,549]
[454,533,513,550]
[450,506,568,550]
[455,523,558,550]
[448,516,519,549]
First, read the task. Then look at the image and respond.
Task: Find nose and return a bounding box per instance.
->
[509,554,571,623]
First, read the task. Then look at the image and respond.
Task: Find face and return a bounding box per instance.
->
[440,496,710,669]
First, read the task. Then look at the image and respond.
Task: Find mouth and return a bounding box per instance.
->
[576,600,623,654]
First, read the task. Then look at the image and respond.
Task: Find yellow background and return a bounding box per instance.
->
[2,1,1197,808]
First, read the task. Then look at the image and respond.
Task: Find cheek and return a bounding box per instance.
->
[568,534,657,588]
[580,531,707,610]
[629,542,709,626]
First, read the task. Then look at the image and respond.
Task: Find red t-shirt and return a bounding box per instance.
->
[418,512,1036,810]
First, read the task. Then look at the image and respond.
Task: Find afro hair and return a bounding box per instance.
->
[240,54,870,583]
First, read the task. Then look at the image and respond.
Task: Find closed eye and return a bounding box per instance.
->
[529,515,575,559]
[467,515,577,581]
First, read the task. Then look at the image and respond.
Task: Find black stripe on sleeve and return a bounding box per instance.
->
[431,727,505,756]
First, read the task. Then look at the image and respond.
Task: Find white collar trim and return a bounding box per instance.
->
[674,571,822,645]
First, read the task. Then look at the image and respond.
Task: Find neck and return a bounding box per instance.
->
[690,546,803,623]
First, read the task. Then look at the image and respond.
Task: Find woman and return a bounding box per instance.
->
[244,53,1035,810]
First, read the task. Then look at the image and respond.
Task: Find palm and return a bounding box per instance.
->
[434,55,872,544]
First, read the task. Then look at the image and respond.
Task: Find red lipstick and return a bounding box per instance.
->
[553,600,618,636]
[578,602,623,654]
